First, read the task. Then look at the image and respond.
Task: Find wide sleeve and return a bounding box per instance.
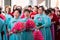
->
[5,14,12,25]
[0,19,4,32]
[7,21,11,31]
[34,15,39,26]
[47,17,51,27]
[26,19,36,30]
[11,22,25,32]
[2,21,7,34]
[0,14,6,20]
[41,17,51,27]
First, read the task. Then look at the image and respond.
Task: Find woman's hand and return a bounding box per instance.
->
[36,26,43,29]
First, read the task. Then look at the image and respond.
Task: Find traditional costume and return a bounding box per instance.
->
[8,17,22,40]
[30,11,37,19]
[0,18,5,40]
[21,18,35,40]
[34,14,52,40]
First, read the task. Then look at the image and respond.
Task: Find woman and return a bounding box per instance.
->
[11,5,17,17]
[0,18,5,40]
[50,8,59,40]
[5,5,12,28]
[45,9,52,40]
[20,9,35,40]
[5,5,12,40]
[30,6,38,19]
[57,10,60,40]
[0,7,5,20]
[8,9,21,40]
[28,5,33,13]
[0,7,7,40]
[5,5,12,26]
[34,6,52,40]
[21,5,32,18]
[5,5,13,16]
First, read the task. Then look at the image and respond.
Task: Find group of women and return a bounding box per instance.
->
[0,5,60,40]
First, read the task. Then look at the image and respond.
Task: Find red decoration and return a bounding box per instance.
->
[11,22,25,33]
[25,19,36,30]
[20,13,25,18]
[33,30,44,40]
[0,14,6,20]
[30,12,37,19]
[9,12,14,17]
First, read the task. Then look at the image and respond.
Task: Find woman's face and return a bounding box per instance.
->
[58,12,60,16]
[28,7,32,10]
[13,10,20,18]
[24,11,30,18]
[33,7,38,12]
[51,11,54,14]
[6,7,9,12]
[38,8,43,14]
[6,7,11,13]
[55,7,59,12]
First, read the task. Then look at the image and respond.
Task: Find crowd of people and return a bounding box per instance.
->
[0,5,60,40]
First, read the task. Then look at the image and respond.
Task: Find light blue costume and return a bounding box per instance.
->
[20,18,34,40]
[3,20,7,40]
[45,15,52,40]
[34,14,52,40]
[8,17,22,40]
[5,14,12,40]
[0,18,4,40]
[5,14,12,26]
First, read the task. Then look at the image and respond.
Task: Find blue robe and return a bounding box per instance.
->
[45,16,52,40]
[5,14,12,26]
[4,14,12,40]
[20,18,34,40]
[34,14,52,40]
[8,17,22,40]
[0,18,4,40]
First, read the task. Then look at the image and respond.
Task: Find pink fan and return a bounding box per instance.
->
[33,30,44,40]
[26,19,36,30]
[11,22,25,33]
[0,14,6,20]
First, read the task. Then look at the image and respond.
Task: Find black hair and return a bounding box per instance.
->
[28,5,32,8]
[55,7,59,9]
[48,8,55,13]
[48,8,52,10]
[39,6,44,11]
[23,9,30,13]
[17,6,22,12]
[14,9,21,14]
[0,7,2,14]
[17,8,22,14]
[58,10,60,16]
[0,7,2,10]
[58,10,60,13]
[34,6,38,9]
[45,9,51,15]
[13,5,17,12]
[51,9,55,13]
